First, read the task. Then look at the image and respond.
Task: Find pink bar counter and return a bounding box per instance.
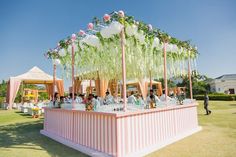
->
[40,103,201,157]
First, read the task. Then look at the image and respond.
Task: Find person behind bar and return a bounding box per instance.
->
[135,93,145,106]
[127,91,137,104]
[53,92,60,107]
[103,91,114,105]
[146,89,160,104]
[93,95,101,110]
[160,90,172,102]
[204,92,212,115]
[76,94,83,103]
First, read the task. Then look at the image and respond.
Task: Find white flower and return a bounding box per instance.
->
[126,24,138,36]
[152,37,160,48]
[100,21,124,38]
[59,49,66,57]
[74,43,79,52]
[100,26,113,38]
[67,45,72,54]
[79,41,84,50]
[53,59,61,65]
[82,35,100,48]
[160,43,164,50]
[135,31,145,44]
[172,44,178,52]
[166,44,174,52]
[109,21,124,35]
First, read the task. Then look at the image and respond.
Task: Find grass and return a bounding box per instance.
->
[0,110,88,157]
[149,101,236,157]
[0,101,236,157]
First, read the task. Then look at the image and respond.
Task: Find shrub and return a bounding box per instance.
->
[0,97,5,108]
[194,94,236,101]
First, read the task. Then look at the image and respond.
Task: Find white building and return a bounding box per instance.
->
[210,74,236,94]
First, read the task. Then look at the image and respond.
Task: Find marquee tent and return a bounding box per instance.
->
[6,66,64,109]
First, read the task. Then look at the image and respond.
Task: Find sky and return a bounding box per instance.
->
[0,0,236,88]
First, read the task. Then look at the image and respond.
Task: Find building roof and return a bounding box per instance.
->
[215,74,236,80]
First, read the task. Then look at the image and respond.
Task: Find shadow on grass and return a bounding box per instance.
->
[229,104,236,107]
[14,111,33,119]
[0,121,88,157]
[198,113,208,116]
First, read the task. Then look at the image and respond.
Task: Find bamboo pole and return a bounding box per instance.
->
[163,42,168,101]
[149,70,152,90]
[120,28,127,111]
[89,80,92,94]
[53,64,56,102]
[71,42,75,108]
[21,81,24,103]
[97,71,100,97]
[188,50,193,99]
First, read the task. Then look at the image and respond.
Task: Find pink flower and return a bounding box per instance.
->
[79,30,85,36]
[87,23,94,30]
[118,10,125,17]
[103,14,111,22]
[71,34,76,41]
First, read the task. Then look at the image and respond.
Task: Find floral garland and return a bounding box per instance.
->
[44,10,198,80]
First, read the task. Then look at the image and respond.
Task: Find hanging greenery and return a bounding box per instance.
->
[44,10,198,80]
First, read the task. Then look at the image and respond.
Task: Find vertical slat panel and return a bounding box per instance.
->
[43,105,199,157]
[112,116,117,156]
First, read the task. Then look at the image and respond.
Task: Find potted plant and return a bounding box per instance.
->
[32,107,39,118]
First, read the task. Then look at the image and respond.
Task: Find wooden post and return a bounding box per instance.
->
[120,28,127,111]
[21,81,24,103]
[97,71,100,97]
[163,42,168,101]
[89,80,92,94]
[188,50,193,99]
[149,70,152,90]
[71,42,75,108]
[53,64,56,102]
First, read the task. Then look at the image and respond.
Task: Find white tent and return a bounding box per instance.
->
[6,66,64,109]
[14,66,55,82]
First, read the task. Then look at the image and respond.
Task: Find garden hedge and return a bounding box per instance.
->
[194,94,236,101]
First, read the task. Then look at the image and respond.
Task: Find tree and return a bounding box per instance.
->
[177,71,211,96]
[0,80,7,97]
[155,78,176,89]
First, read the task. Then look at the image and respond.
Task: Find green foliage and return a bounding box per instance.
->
[156,78,176,88]
[0,80,7,97]
[14,84,48,103]
[194,94,236,101]
[45,11,198,81]
[38,92,48,100]
[177,71,211,97]
[0,80,7,106]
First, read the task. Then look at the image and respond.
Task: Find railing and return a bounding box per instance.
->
[43,103,199,157]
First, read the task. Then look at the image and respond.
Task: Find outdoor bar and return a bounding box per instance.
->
[41,10,201,157]
[41,102,200,157]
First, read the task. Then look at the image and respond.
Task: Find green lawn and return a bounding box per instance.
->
[0,101,235,157]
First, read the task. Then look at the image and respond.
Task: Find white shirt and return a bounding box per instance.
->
[127,95,137,104]
[92,98,100,109]
[75,96,82,103]
[136,98,145,106]
[103,94,114,105]
[160,94,172,101]
[146,95,160,104]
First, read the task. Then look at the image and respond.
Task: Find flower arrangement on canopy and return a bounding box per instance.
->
[44,10,198,80]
